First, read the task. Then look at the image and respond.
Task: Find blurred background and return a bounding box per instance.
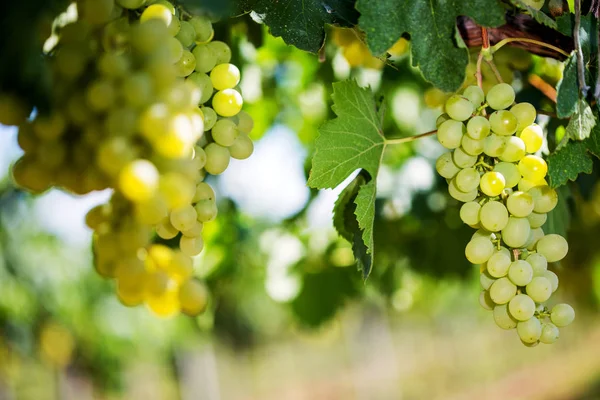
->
[2,14,600,400]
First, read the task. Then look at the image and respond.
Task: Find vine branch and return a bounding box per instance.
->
[574,0,590,96]
[385,130,437,145]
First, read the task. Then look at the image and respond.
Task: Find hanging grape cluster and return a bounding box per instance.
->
[435,83,575,346]
[12,0,255,317]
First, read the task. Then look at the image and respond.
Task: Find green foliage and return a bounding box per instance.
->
[556,54,578,118]
[565,99,596,141]
[548,141,594,187]
[357,0,505,91]
[510,0,557,29]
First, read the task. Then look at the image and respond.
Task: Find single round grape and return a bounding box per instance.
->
[551,303,575,327]
[526,276,552,303]
[466,116,490,140]
[170,205,198,232]
[483,134,507,158]
[445,94,474,121]
[527,253,548,275]
[204,143,231,175]
[472,229,496,241]
[453,147,477,168]
[181,221,203,238]
[521,0,545,10]
[507,191,534,217]
[436,113,451,128]
[510,103,537,131]
[490,110,518,136]
[463,85,485,107]
[536,234,568,262]
[195,199,218,222]
[179,280,209,316]
[517,317,542,343]
[480,171,506,197]
[486,83,515,110]
[518,177,547,192]
[201,107,218,130]
[519,155,548,182]
[465,237,494,264]
[540,323,560,344]
[159,172,195,209]
[186,72,214,104]
[526,227,545,251]
[435,152,460,179]
[527,212,547,229]
[479,290,495,310]
[80,0,114,25]
[499,136,526,163]
[480,271,496,290]
[493,304,518,329]
[490,277,517,305]
[493,162,520,188]
[508,260,533,286]
[460,201,481,226]
[210,63,241,91]
[211,119,239,147]
[119,159,159,203]
[508,294,536,321]
[501,217,531,248]
[480,200,509,232]
[140,4,172,27]
[189,15,213,43]
[175,50,196,77]
[487,248,512,278]
[448,178,478,202]
[542,270,559,292]
[156,218,179,240]
[437,120,465,149]
[212,89,243,117]
[207,41,232,64]
[192,44,217,73]
[461,135,484,155]
[519,124,544,153]
[135,195,168,225]
[528,185,558,213]
[455,168,480,192]
[122,72,153,108]
[180,235,204,257]
[175,20,196,48]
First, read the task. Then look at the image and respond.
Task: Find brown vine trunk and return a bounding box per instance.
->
[457,13,574,60]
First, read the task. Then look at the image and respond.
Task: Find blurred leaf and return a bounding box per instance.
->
[179,0,235,17]
[548,140,593,187]
[556,54,578,118]
[510,0,557,29]
[354,180,375,277]
[357,0,505,91]
[542,185,571,238]
[333,172,366,242]
[565,99,596,141]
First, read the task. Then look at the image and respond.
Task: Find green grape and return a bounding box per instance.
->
[134,195,168,225]
[195,199,218,222]
[181,221,203,237]
[170,205,198,232]
[179,280,209,316]
[510,103,537,131]
[201,107,217,130]
[139,103,170,141]
[117,0,147,9]
[543,270,559,292]
[472,229,496,241]
[179,235,204,257]
[79,0,114,25]
[445,94,474,121]
[86,79,116,111]
[448,178,478,202]
[528,185,558,213]
[453,147,477,168]
[487,248,512,278]
[186,72,214,104]
[212,89,243,117]
[499,136,526,163]
[207,41,232,64]
[211,63,241,91]
[480,271,496,290]
[193,183,215,203]
[461,135,484,155]
[176,20,196,48]
[490,277,517,304]
[479,290,494,310]
[493,162,520,188]
[189,16,213,43]
[527,212,547,228]
[480,200,509,232]
[156,218,179,239]
[436,120,465,149]
[436,113,451,128]
[506,191,534,217]
[489,110,518,136]
[526,276,552,302]
[521,0,545,10]
[236,110,254,134]
[229,134,254,160]
[483,134,506,158]
[192,146,207,170]
[105,107,138,137]
[508,294,536,321]
[140,4,173,27]
[465,237,494,264]
[211,119,239,147]
[501,216,531,248]
[118,159,159,203]
[463,85,485,107]
[517,317,542,343]
[455,167,480,192]
[460,201,481,226]
[466,116,490,140]
[527,253,548,275]
[486,83,515,110]
[435,152,460,179]
[493,304,518,329]
[526,227,545,250]
[192,44,217,73]
[204,143,230,175]
[518,155,548,182]
[507,260,533,286]
[480,171,506,197]
[536,234,568,262]
[33,113,66,141]
[159,172,195,209]
[175,50,196,77]
[551,303,575,327]
[518,177,546,192]
[519,124,543,153]
[122,72,153,108]
[540,323,560,344]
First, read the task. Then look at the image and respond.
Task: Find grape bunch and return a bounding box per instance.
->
[12,0,254,317]
[435,83,575,346]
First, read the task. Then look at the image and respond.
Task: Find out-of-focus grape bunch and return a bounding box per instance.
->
[7,0,256,317]
[435,82,575,346]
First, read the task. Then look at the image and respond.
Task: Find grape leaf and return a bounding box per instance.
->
[586,122,600,159]
[235,0,359,52]
[556,53,578,118]
[356,0,505,92]
[354,180,376,277]
[510,0,557,29]
[556,14,596,59]
[333,172,366,242]
[548,140,593,187]
[565,99,596,141]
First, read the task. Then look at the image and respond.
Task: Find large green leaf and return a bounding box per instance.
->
[510,0,557,29]
[556,53,578,119]
[357,0,505,91]
[565,99,596,141]
[548,140,594,187]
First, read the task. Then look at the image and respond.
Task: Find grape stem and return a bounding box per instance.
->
[385,129,437,145]
[490,38,570,58]
[512,248,520,261]
[476,51,484,90]
[574,0,590,96]
[485,60,504,83]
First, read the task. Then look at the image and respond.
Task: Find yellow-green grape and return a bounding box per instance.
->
[179,235,204,256]
[493,162,520,188]
[175,50,196,77]
[487,248,511,278]
[489,110,518,136]
[189,15,213,43]
[455,167,480,192]
[176,20,196,48]
[550,303,575,327]
[445,95,474,121]
[156,218,179,240]
[518,177,547,192]
[116,0,147,9]
[135,195,168,225]
[460,201,481,225]
[526,276,552,302]
[192,146,207,169]
[167,251,194,282]
[165,36,184,63]
[483,134,507,158]
[528,185,558,213]
[519,124,544,153]
[159,172,195,209]
[518,155,547,182]
[204,143,231,174]
[122,72,153,108]
[170,204,198,232]
[140,103,170,141]
[499,136,526,162]
[207,41,232,64]
[463,85,485,107]
[211,119,239,147]
[179,280,209,316]
[466,116,490,140]
[540,323,560,344]
[86,79,116,111]
[536,234,568,262]
[480,171,506,197]
[527,212,547,229]
[480,200,509,232]
[229,134,254,160]
[11,158,51,193]
[187,72,213,104]
[486,83,515,110]
[210,63,241,90]
[465,237,494,264]
[448,178,478,202]
[153,114,196,158]
[236,110,254,134]
[0,94,31,126]
[201,107,217,130]
[33,113,66,141]
[118,159,159,202]
[461,135,484,156]
[507,260,534,286]
[501,217,531,248]
[436,113,451,128]
[453,147,477,168]
[493,304,518,329]
[435,152,460,179]
[182,221,203,237]
[146,287,181,317]
[510,103,537,131]
[193,182,215,202]
[192,44,217,73]
[195,199,218,222]
[79,0,114,25]
[437,120,465,149]
[489,277,517,304]
[140,4,173,27]
[508,294,535,321]
[105,107,138,136]
[521,0,545,10]
[212,89,243,117]
[481,271,496,290]
[117,280,146,306]
[517,317,542,343]
[542,270,559,292]
[148,0,176,14]
[506,191,534,217]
